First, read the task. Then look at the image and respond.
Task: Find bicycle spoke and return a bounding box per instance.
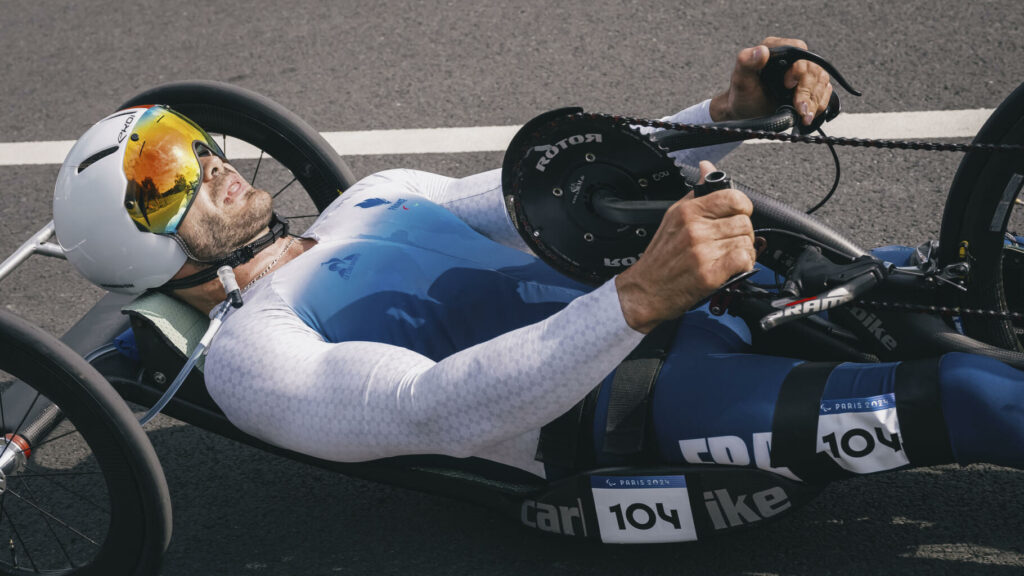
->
[273,176,298,199]
[28,427,78,451]
[252,149,265,185]
[1,377,7,441]
[284,214,319,220]
[20,478,76,569]
[18,463,108,514]
[0,494,12,570]
[5,488,99,547]
[3,495,39,573]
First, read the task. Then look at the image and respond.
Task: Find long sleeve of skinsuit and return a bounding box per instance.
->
[204,101,733,477]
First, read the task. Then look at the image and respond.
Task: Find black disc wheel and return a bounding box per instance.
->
[938,81,1024,350]
[0,309,171,575]
[120,80,357,233]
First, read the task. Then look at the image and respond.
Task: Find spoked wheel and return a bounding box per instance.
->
[938,81,1024,351]
[0,309,170,575]
[120,80,358,235]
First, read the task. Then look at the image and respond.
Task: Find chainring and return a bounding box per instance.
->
[501,109,689,286]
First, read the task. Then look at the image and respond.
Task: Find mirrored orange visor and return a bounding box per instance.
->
[123,106,225,234]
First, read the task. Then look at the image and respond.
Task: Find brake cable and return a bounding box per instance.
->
[805,129,840,215]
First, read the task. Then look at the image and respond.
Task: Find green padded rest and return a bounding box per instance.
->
[121,291,218,411]
[122,291,211,372]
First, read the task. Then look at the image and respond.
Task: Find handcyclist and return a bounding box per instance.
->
[52,37,1024,487]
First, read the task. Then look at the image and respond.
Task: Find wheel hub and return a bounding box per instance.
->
[0,434,30,495]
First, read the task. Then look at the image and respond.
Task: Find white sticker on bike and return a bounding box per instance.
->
[590,475,697,543]
[816,392,909,474]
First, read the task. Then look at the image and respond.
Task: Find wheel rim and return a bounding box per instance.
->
[939,81,1024,352]
[0,380,114,574]
[996,212,1024,347]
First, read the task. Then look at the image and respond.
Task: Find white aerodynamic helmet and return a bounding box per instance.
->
[53,105,227,295]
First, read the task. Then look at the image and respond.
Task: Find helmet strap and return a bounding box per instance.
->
[159,212,290,292]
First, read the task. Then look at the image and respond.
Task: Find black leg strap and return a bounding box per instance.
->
[535,386,600,468]
[536,320,678,469]
[894,358,954,466]
[602,320,678,456]
[770,361,852,484]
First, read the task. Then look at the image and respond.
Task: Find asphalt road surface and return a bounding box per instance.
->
[2,1,1024,574]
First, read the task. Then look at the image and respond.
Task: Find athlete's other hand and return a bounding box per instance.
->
[615,161,756,334]
[709,37,834,127]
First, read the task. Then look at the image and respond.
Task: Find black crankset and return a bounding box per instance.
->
[501,108,686,286]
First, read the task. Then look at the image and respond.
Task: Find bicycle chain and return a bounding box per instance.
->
[581,111,1024,153]
[572,110,1024,320]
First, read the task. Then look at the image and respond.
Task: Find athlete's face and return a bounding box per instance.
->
[176,154,273,262]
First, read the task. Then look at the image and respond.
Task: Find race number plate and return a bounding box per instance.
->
[816,392,910,473]
[590,475,697,543]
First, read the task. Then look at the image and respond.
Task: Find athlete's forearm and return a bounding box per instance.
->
[205,279,644,466]
[397,279,644,457]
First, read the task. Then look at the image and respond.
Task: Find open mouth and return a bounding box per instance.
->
[222,174,247,204]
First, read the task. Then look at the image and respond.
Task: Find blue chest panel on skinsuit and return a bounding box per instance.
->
[274,193,591,361]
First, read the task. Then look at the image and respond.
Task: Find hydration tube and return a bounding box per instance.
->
[138,266,243,426]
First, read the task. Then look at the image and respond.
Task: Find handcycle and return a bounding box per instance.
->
[0,48,1022,573]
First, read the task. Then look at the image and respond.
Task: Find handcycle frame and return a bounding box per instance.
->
[0,75,1022,573]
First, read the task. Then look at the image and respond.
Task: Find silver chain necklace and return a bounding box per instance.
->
[243,235,298,291]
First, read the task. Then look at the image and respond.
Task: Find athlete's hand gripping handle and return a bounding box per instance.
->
[759,46,862,134]
[615,165,756,333]
[693,171,758,295]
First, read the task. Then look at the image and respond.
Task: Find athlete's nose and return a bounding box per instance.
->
[200,155,225,182]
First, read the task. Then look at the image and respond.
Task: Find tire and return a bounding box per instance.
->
[120,80,357,214]
[938,81,1024,351]
[0,309,171,575]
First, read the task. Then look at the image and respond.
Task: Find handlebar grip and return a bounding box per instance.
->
[694,171,732,197]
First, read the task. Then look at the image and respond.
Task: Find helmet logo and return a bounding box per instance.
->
[117,116,135,143]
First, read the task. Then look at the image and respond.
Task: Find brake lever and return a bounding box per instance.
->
[759,262,889,331]
[759,46,863,134]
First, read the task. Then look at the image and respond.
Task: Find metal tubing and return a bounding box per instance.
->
[18,403,63,449]
[0,221,66,284]
[33,242,66,259]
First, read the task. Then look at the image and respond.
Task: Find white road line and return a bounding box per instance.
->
[0,109,994,167]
